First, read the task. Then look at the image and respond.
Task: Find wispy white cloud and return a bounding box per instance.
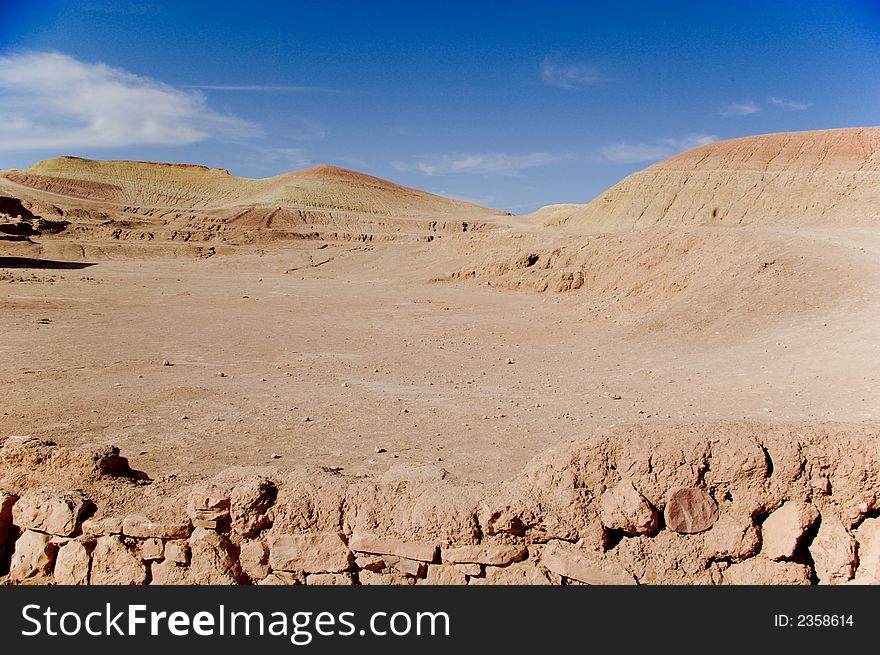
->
[767,96,810,111]
[0,51,261,150]
[540,56,603,89]
[392,152,572,177]
[719,101,761,117]
[600,133,717,164]
[181,84,339,93]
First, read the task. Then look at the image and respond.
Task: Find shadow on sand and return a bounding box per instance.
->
[0,257,96,270]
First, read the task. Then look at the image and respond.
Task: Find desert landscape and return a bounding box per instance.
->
[2,127,880,585]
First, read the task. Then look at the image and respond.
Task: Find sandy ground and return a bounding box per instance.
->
[3,226,879,485]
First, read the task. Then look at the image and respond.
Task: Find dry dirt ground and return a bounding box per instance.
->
[3,137,880,585]
[2,225,878,486]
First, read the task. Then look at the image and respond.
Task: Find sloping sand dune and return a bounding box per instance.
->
[0,157,509,244]
[532,127,880,231]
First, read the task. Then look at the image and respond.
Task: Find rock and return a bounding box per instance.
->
[306,572,354,585]
[810,515,856,585]
[13,489,91,537]
[230,476,276,537]
[9,530,57,580]
[82,516,123,537]
[455,562,482,576]
[268,532,352,573]
[355,554,386,572]
[484,511,528,536]
[441,544,527,566]
[358,570,415,586]
[540,541,636,585]
[238,539,269,581]
[123,514,190,540]
[423,564,467,585]
[392,557,426,578]
[187,492,231,527]
[761,502,819,561]
[258,571,303,585]
[54,540,91,585]
[188,528,240,584]
[141,538,164,561]
[349,532,437,562]
[704,514,761,562]
[90,535,147,585]
[164,539,190,565]
[664,487,718,534]
[162,359,172,366]
[469,561,552,585]
[150,560,191,585]
[723,557,811,585]
[853,518,880,583]
[599,480,659,535]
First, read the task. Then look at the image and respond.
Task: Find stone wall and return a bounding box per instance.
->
[2,423,879,585]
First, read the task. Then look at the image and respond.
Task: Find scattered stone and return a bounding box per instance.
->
[238,539,269,581]
[54,540,91,585]
[853,518,880,583]
[141,538,164,561]
[358,570,415,586]
[810,514,857,585]
[704,514,761,562]
[664,487,718,534]
[723,557,811,585]
[455,562,482,576]
[188,528,241,584]
[258,571,303,585]
[230,476,277,537]
[442,544,527,566]
[13,489,91,537]
[90,535,147,585]
[469,561,551,585]
[306,572,354,585]
[9,530,57,581]
[392,557,427,578]
[164,539,190,565]
[599,480,659,535]
[150,559,191,585]
[355,554,386,572]
[423,564,467,585]
[82,516,123,537]
[349,532,437,563]
[761,502,820,561]
[187,492,231,529]
[540,542,636,585]
[122,514,190,540]
[268,532,352,573]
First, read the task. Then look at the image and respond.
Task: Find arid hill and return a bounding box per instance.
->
[0,156,509,244]
[533,127,880,232]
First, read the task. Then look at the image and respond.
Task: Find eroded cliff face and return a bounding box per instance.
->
[535,127,880,232]
[2,422,879,585]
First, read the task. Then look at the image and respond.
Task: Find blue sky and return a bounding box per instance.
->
[1,1,878,212]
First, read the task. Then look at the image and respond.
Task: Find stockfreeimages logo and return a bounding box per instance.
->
[21,604,451,645]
